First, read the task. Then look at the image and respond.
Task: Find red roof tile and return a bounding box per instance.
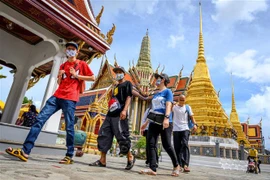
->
[167,76,177,87]
[176,77,189,90]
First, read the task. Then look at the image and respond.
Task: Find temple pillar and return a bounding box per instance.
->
[42,51,66,133]
[139,100,146,128]
[132,97,139,132]
[1,67,33,124]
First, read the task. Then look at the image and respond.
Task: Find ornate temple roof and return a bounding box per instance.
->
[185,3,232,129]
[1,0,111,82]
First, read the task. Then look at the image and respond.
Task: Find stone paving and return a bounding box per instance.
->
[0,151,269,180]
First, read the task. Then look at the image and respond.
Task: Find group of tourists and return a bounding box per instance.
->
[5,41,197,177]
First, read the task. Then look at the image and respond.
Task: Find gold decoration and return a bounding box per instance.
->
[27,72,46,90]
[106,24,116,45]
[78,41,85,51]
[86,52,102,64]
[114,53,118,67]
[95,6,104,26]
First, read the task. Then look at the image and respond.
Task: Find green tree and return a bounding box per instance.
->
[23,97,29,104]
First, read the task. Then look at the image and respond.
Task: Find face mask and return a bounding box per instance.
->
[116,73,124,81]
[155,79,162,85]
[66,49,77,57]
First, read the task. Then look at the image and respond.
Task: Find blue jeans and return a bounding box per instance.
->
[22,96,76,157]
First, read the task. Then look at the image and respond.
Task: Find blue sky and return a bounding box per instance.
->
[0,0,269,149]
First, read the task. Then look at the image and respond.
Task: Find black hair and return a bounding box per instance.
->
[29,105,38,114]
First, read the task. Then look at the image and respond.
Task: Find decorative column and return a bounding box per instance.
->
[42,51,66,133]
[139,100,146,128]
[132,97,139,132]
[1,67,33,124]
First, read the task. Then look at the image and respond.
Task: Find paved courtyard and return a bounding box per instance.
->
[0,151,269,180]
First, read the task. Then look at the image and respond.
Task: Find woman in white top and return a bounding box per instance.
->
[172,95,197,172]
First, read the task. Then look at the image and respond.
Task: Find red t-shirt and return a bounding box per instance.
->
[54,60,93,102]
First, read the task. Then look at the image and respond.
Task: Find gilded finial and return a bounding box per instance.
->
[106,23,116,45]
[259,117,262,126]
[155,63,160,74]
[179,65,184,78]
[146,29,149,36]
[160,65,165,74]
[95,6,104,26]
[129,60,131,68]
[231,73,237,112]
[197,1,205,61]
[217,89,221,97]
[132,59,135,67]
[114,53,118,67]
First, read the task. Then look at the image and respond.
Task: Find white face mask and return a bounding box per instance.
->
[66,49,77,57]
[116,73,124,81]
[155,79,162,86]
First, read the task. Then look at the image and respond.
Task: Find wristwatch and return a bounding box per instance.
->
[165,115,170,119]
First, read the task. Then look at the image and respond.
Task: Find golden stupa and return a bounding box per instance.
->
[186,3,233,138]
[230,76,250,147]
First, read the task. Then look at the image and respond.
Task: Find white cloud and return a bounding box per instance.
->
[224,50,270,83]
[175,0,196,14]
[91,0,159,24]
[167,34,185,48]
[211,0,268,24]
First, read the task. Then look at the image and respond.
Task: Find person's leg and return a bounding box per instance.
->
[148,123,160,172]
[22,96,60,155]
[173,131,182,167]
[145,130,149,165]
[90,116,113,166]
[161,123,180,176]
[182,130,191,171]
[60,99,76,158]
[161,123,179,168]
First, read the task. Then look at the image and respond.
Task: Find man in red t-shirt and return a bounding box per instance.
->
[5,41,95,164]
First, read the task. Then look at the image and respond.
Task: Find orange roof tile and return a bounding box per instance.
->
[167,76,177,87]
[176,77,189,90]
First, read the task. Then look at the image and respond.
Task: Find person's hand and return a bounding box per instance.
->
[69,67,77,77]
[120,110,127,120]
[192,124,198,133]
[163,118,169,129]
[141,122,148,131]
[58,70,65,78]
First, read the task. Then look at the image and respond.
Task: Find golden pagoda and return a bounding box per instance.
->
[230,76,250,147]
[186,2,233,137]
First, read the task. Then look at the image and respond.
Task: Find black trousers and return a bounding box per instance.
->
[97,116,130,153]
[147,122,178,172]
[143,130,159,164]
[173,130,190,167]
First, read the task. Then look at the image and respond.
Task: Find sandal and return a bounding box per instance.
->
[139,169,157,176]
[183,165,190,172]
[125,155,136,170]
[171,169,180,177]
[89,160,106,167]
[5,147,28,162]
[59,156,74,164]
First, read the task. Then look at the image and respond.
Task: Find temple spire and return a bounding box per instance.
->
[231,73,237,112]
[136,29,152,70]
[197,1,205,62]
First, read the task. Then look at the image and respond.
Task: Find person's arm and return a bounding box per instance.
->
[76,74,95,81]
[120,82,133,120]
[163,90,173,129]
